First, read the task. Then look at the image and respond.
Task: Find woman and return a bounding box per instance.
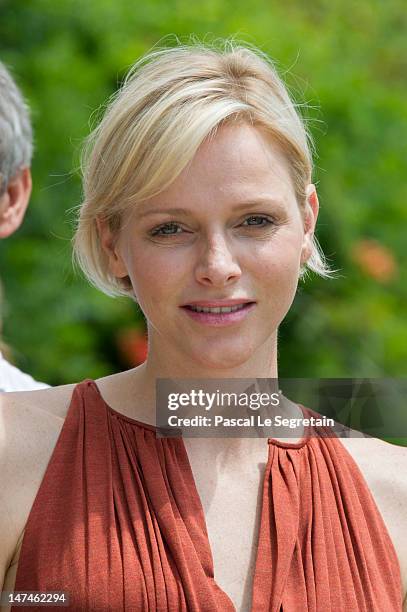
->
[1,41,406,611]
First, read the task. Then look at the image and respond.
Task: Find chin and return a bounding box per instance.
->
[187,339,257,372]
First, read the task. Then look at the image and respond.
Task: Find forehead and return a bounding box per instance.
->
[192,123,290,174]
[136,122,296,214]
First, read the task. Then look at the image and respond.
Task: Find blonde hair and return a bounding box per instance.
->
[73,39,334,297]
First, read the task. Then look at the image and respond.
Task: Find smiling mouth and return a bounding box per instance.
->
[185,303,250,314]
[180,301,256,326]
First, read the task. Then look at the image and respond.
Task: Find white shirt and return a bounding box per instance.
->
[0,352,49,392]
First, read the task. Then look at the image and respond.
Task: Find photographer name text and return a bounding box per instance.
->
[167,414,335,429]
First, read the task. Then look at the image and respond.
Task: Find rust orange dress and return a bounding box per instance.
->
[13,380,402,610]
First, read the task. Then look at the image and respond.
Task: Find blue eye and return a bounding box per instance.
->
[150,215,274,238]
[151,222,183,236]
[242,215,273,227]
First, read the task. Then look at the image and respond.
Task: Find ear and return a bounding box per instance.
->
[0,167,32,238]
[300,184,319,266]
[96,215,129,279]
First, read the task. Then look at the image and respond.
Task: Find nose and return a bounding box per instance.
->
[194,233,242,287]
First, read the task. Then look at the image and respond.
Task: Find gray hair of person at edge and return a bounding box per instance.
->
[0,61,33,196]
[73,37,337,299]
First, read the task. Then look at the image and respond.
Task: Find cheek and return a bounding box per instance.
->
[124,245,186,313]
[251,229,303,282]
[249,231,302,321]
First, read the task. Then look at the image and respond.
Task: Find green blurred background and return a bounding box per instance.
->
[0,0,405,440]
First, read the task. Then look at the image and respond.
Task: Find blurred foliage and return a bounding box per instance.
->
[0,0,405,417]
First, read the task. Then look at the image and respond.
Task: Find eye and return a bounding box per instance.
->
[241,215,274,227]
[150,222,184,236]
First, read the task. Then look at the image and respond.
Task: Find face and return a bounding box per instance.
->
[100,123,318,372]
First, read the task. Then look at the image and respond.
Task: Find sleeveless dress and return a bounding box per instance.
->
[13,379,402,611]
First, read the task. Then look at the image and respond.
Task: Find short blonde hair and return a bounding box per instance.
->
[73,39,333,297]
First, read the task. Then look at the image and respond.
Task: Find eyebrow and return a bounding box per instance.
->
[136,198,285,219]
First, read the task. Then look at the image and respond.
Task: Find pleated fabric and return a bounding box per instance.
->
[13,379,402,611]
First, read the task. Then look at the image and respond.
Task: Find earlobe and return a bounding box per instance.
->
[96,215,129,279]
[0,167,32,238]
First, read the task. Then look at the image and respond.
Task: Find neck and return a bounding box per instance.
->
[142,332,279,380]
[127,332,279,432]
[121,333,305,454]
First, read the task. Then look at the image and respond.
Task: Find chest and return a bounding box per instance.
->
[184,442,269,610]
[206,486,263,611]
[185,438,406,610]
[9,431,405,610]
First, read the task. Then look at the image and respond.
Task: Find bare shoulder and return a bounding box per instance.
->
[339,434,407,485]
[0,384,77,577]
[339,435,407,598]
[0,382,77,420]
[0,371,141,590]
[0,383,78,474]
[339,434,407,516]
[0,383,78,501]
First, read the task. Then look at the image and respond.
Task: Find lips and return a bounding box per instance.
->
[181,299,255,308]
[180,300,256,327]
[187,303,247,314]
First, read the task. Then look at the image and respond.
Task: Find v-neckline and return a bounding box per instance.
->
[90,378,311,610]
[180,435,276,610]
